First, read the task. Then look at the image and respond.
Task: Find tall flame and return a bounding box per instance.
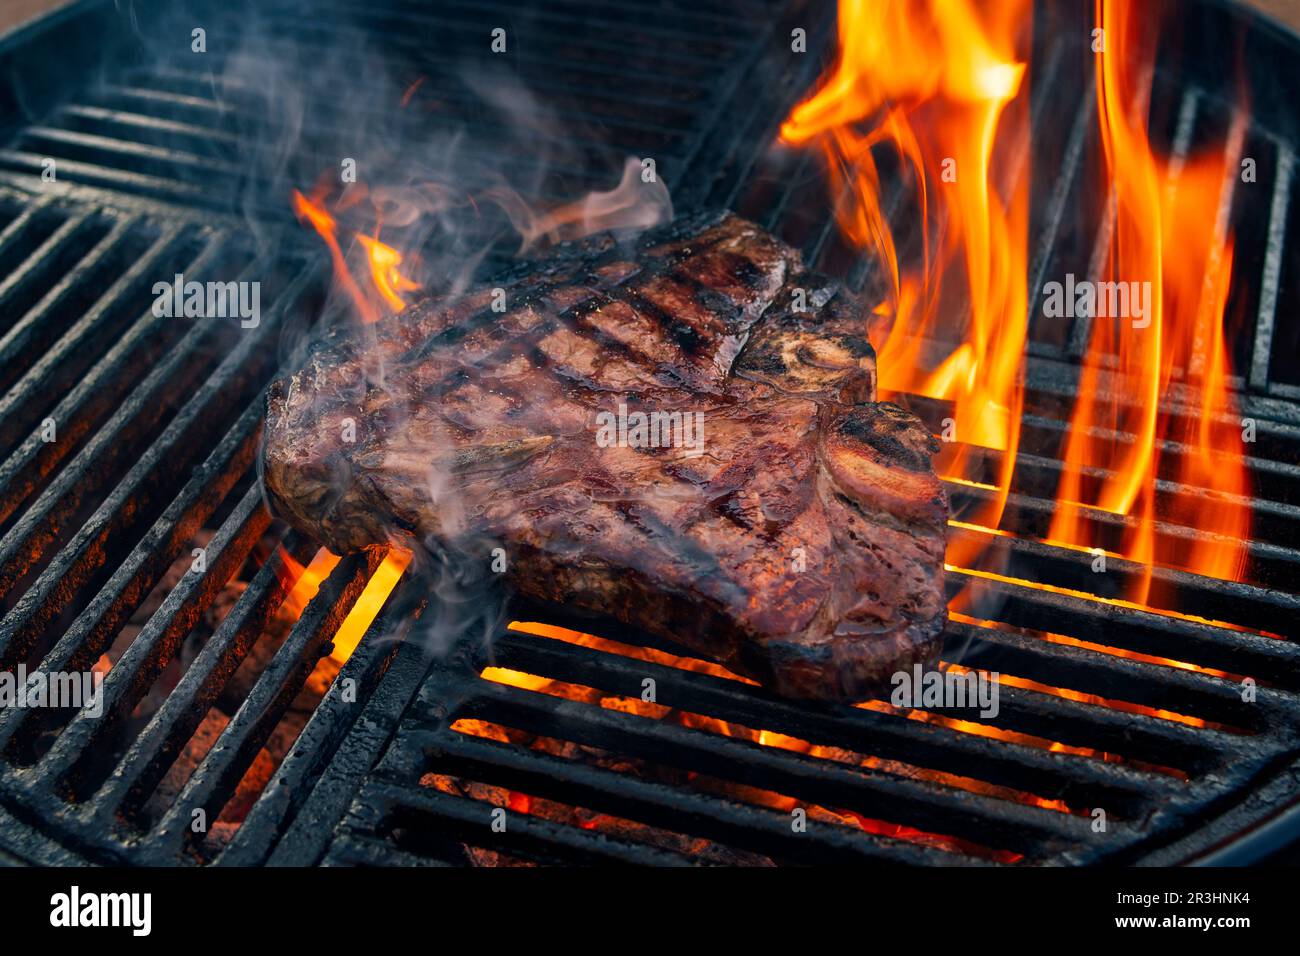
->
[782,0,1251,603]
[780,0,1033,571]
[1048,0,1250,596]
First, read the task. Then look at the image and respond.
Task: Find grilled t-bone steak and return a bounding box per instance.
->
[264,211,947,700]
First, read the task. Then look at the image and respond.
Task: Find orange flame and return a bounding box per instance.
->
[1047,0,1250,596]
[277,545,412,663]
[779,0,1033,573]
[278,545,339,618]
[357,234,421,312]
[781,0,1251,602]
[291,188,419,323]
[330,549,412,662]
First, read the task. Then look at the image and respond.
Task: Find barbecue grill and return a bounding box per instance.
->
[1,0,1299,867]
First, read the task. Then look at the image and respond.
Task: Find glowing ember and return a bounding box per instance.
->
[474,637,1037,862]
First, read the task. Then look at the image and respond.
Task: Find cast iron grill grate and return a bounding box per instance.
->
[0,0,1297,866]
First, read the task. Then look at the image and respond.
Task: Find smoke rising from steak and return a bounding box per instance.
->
[263,212,948,700]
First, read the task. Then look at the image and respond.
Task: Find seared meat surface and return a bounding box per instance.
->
[263,211,947,700]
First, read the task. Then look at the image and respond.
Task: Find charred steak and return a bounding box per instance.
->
[263,211,947,700]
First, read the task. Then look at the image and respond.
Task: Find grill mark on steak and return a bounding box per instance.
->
[263,211,948,701]
[614,286,710,356]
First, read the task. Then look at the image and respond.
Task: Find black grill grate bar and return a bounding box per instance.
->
[944,519,1300,637]
[0,212,102,316]
[130,62,712,125]
[397,85,706,140]
[484,627,1182,814]
[198,12,746,83]
[759,149,818,235]
[944,455,1300,559]
[702,4,834,213]
[671,28,775,201]
[195,36,715,101]
[1025,79,1098,327]
[94,81,684,160]
[462,0,764,30]
[0,195,57,261]
[0,224,206,511]
[143,549,384,861]
[13,135,639,220]
[810,22,1060,279]
[0,235,244,582]
[322,833,457,867]
[0,152,212,206]
[212,52,714,114]
[96,85,228,119]
[1008,412,1300,508]
[410,727,995,865]
[216,587,420,866]
[948,623,1273,723]
[1067,85,1202,355]
[93,531,316,821]
[439,681,1099,858]
[817,30,1069,287]
[4,2,775,215]
[28,427,268,780]
[491,619,1269,776]
[0,396,263,757]
[0,253,311,668]
[946,572,1300,686]
[1249,143,1295,391]
[58,102,242,150]
[0,228,223,603]
[268,2,756,68]
[350,779,698,866]
[352,0,758,43]
[265,635,436,867]
[901,352,1300,479]
[940,676,1247,778]
[959,448,1300,555]
[1021,362,1300,459]
[24,112,677,215]
[18,126,244,183]
[133,66,705,137]
[943,624,1288,749]
[0,213,138,397]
